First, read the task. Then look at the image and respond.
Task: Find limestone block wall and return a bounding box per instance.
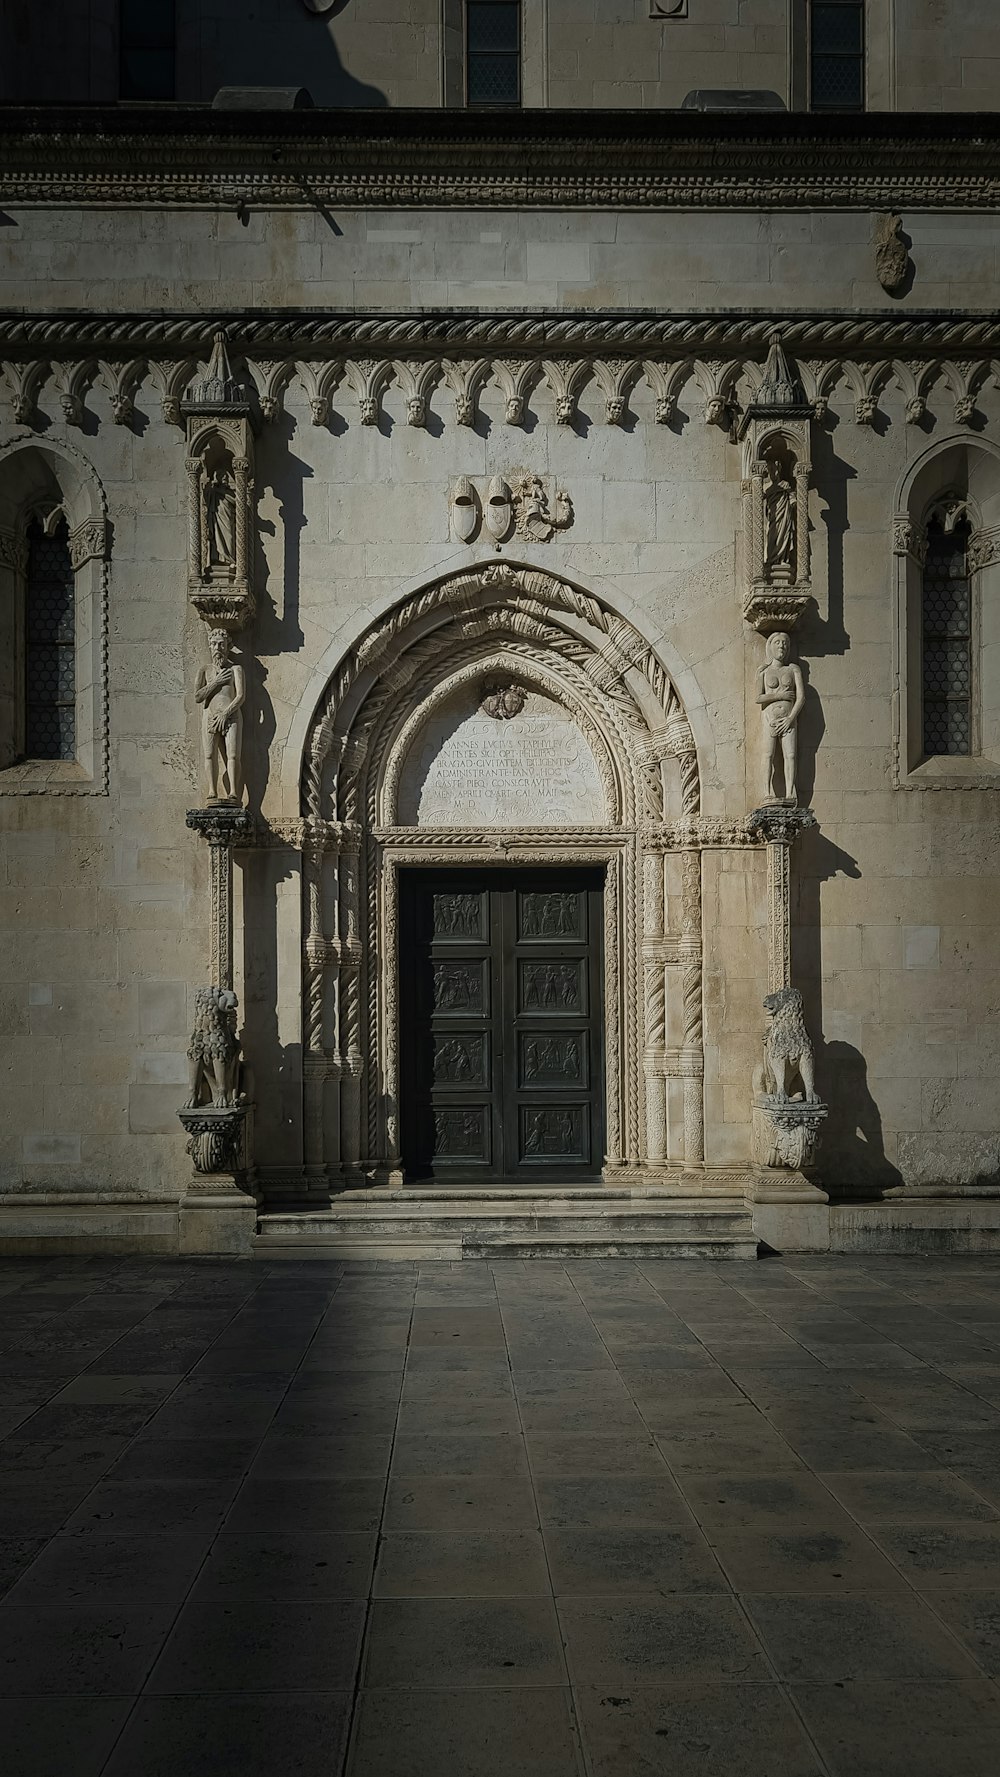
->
[4,0,1000,111]
[2,198,1000,1200]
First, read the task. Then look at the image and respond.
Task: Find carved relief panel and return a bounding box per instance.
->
[449,473,572,543]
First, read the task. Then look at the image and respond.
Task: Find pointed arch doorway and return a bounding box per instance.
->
[298,562,706,1191]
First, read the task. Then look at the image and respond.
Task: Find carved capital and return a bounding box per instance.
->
[178,1104,251,1178]
[67,517,110,569]
[892,516,927,563]
[747,804,817,846]
[752,1096,828,1172]
[186,805,256,848]
[968,527,1000,574]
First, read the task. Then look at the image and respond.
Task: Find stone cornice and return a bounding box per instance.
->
[1,107,999,209]
[3,309,1000,361]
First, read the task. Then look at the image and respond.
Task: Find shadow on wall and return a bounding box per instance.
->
[792,826,904,1201]
[817,1038,904,1201]
[196,4,390,108]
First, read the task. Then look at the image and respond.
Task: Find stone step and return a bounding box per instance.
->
[254,1195,758,1261]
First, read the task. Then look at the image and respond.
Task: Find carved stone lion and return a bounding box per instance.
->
[184,986,242,1109]
[753,987,817,1103]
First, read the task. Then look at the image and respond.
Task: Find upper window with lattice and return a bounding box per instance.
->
[921,516,972,758]
[24,518,77,763]
[810,1,864,111]
[466,1,521,107]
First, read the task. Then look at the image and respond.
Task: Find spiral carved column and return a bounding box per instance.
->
[642,851,668,1166]
[680,848,705,1166]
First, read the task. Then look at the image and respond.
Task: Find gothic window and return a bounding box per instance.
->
[25,519,76,762]
[466,1,521,107]
[810,1,864,111]
[119,0,176,101]
[922,518,972,758]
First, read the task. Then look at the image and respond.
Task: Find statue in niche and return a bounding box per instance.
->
[763,451,796,578]
[195,628,246,803]
[757,631,805,806]
[203,466,237,571]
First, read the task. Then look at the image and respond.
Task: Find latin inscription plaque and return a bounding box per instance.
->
[398,688,605,827]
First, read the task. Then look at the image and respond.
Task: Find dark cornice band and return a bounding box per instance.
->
[1,107,999,209]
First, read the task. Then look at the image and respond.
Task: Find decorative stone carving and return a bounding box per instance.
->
[186,803,255,992]
[178,1105,251,1178]
[484,475,512,541]
[67,517,110,569]
[480,680,527,720]
[892,516,928,563]
[195,629,246,805]
[968,528,1000,574]
[873,211,911,294]
[448,475,572,545]
[750,988,828,1174]
[513,475,572,542]
[757,631,805,807]
[740,337,813,631]
[184,985,244,1110]
[752,1098,828,1172]
[753,988,818,1103]
[855,395,877,425]
[182,332,256,629]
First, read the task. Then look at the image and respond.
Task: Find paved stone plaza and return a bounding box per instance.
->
[3,1256,1000,1774]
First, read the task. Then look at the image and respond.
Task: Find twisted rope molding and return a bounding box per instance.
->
[3,310,1000,355]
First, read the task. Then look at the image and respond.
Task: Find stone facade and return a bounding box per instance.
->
[1,106,999,1254]
[4,1,1000,112]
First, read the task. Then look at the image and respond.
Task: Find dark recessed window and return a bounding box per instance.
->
[922,518,972,757]
[467,1,521,107]
[120,0,176,101]
[810,0,864,111]
[25,519,76,763]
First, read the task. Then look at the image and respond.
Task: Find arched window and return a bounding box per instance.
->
[25,517,76,762]
[921,515,972,758]
[0,440,109,794]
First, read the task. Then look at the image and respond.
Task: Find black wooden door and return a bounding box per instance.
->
[400,869,604,1184]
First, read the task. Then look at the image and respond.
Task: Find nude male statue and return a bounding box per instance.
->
[195,628,245,803]
[757,630,805,806]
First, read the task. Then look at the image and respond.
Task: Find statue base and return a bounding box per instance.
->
[751,1094,828,1176]
[177,1104,257,1256]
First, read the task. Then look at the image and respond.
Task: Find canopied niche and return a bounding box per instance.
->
[296,562,706,1195]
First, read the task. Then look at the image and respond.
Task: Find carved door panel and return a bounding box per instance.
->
[400,870,604,1184]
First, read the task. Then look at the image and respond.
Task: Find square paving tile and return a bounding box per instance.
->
[0,1603,175,1694]
[363,1597,565,1688]
[347,1687,581,1777]
[535,1475,691,1529]
[383,1474,540,1531]
[0,1697,134,1777]
[793,1678,1000,1777]
[923,1589,1000,1676]
[559,1594,769,1685]
[544,1526,725,1596]
[147,1598,366,1693]
[192,1530,377,1601]
[819,1469,999,1524]
[374,1530,550,1597]
[102,1693,353,1777]
[4,1531,211,1605]
[870,1523,1000,1587]
[574,1681,823,1777]
[224,1474,384,1534]
[707,1524,908,1593]
[745,1591,983,1682]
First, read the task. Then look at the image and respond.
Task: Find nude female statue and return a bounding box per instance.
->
[195,628,245,802]
[757,630,805,805]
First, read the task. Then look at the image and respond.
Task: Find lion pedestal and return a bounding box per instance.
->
[177,987,257,1257]
[749,988,830,1251]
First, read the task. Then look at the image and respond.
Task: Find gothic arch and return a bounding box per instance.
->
[296,561,707,1190]
[0,436,109,790]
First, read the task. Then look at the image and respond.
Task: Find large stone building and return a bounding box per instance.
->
[1,3,999,1258]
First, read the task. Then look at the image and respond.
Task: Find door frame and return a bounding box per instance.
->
[375,834,635,1186]
[399,864,606,1185]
